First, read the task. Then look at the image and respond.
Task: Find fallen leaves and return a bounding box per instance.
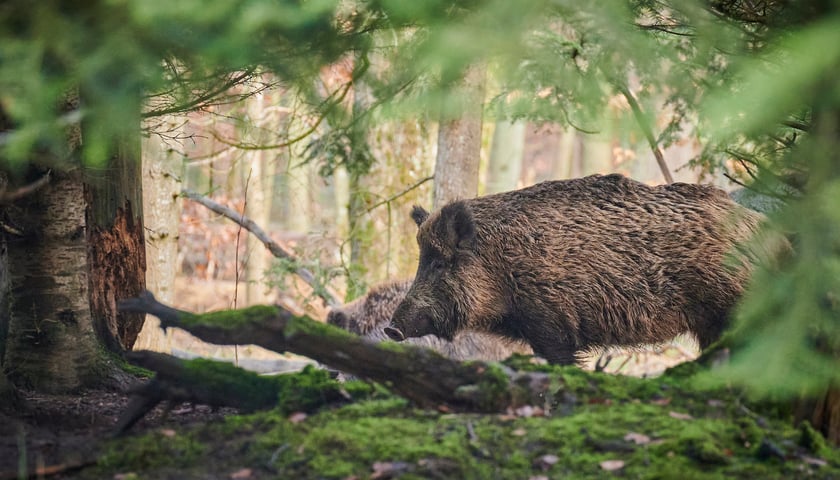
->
[669,411,694,420]
[599,459,626,471]
[533,454,559,471]
[288,412,308,424]
[623,432,651,445]
[370,461,411,479]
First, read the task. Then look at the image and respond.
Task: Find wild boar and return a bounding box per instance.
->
[385,173,768,365]
[327,280,531,361]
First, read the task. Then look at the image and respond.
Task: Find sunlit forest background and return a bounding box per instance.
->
[152,71,723,372]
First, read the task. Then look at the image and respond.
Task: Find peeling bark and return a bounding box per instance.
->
[87,204,147,351]
[85,138,147,352]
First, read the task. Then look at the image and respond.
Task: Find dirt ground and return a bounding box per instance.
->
[0,386,237,479]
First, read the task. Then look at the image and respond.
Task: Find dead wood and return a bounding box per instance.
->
[114,350,331,434]
[119,291,551,415]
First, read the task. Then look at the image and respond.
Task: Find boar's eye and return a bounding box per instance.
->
[430,259,444,271]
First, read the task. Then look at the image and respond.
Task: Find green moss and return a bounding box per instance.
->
[799,420,832,458]
[179,305,282,330]
[98,428,206,470]
[282,313,357,340]
[89,363,840,480]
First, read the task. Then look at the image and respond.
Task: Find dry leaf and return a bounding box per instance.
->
[288,412,308,424]
[669,411,693,420]
[528,476,549,480]
[534,454,559,470]
[512,428,528,436]
[159,429,177,437]
[802,456,828,467]
[229,468,252,479]
[516,405,545,417]
[371,461,411,479]
[650,397,671,406]
[624,432,651,445]
[600,460,625,471]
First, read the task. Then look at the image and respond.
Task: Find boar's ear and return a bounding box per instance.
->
[410,205,430,226]
[439,201,476,251]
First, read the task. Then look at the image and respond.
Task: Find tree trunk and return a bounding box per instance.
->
[4,170,104,391]
[552,127,582,180]
[85,136,147,353]
[0,225,21,409]
[244,91,277,306]
[486,119,525,194]
[134,117,185,352]
[433,64,486,209]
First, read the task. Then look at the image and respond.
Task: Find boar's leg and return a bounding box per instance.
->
[530,341,578,365]
[522,325,579,365]
[692,311,730,350]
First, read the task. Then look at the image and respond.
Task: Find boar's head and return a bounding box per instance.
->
[386,201,496,342]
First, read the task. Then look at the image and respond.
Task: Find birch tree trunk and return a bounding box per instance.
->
[433,64,486,209]
[5,170,106,391]
[134,116,185,352]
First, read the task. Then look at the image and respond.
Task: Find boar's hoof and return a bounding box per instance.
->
[383,327,406,342]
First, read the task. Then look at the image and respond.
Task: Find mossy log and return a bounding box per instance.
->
[119,291,550,414]
[114,351,345,434]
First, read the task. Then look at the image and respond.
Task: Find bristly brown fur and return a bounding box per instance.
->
[390,173,775,365]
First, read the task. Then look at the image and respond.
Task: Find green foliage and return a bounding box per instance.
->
[0,0,359,171]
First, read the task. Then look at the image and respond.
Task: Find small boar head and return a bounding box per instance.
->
[386,201,490,342]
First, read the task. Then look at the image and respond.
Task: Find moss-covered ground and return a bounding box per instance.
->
[86,358,840,479]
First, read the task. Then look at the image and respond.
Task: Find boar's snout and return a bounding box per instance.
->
[383,326,406,341]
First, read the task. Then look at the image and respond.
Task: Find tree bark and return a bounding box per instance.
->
[243,90,278,306]
[5,170,103,391]
[85,136,147,352]
[433,64,486,209]
[134,117,185,352]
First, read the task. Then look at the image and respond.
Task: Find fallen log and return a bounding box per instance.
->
[114,351,347,434]
[119,291,551,414]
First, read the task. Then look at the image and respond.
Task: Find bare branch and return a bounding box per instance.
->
[209,80,352,151]
[143,70,259,119]
[0,170,51,204]
[616,84,674,184]
[182,189,341,307]
[365,176,434,214]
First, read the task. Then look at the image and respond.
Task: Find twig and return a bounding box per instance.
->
[616,85,674,184]
[365,176,434,214]
[209,81,352,151]
[782,119,809,132]
[0,170,51,204]
[182,189,340,307]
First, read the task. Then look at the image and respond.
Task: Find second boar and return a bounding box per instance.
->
[327,280,531,361]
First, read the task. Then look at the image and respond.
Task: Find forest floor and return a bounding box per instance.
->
[3,354,839,480]
[2,277,836,479]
